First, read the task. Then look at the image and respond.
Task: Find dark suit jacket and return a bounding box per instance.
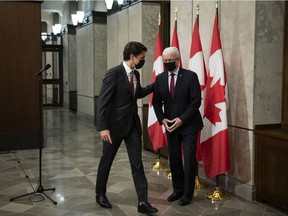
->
[152,68,203,132]
[97,63,154,137]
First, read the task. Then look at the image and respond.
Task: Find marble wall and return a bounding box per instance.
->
[62,1,78,25]
[170,0,284,201]
[77,26,94,116]
[62,33,77,106]
[78,0,106,13]
[107,2,161,120]
[254,1,284,125]
[76,22,107,116]
[94,23,108,96]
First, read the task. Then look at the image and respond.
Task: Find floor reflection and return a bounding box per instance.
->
[0,107,286,216]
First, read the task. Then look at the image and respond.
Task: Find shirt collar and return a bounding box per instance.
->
[168,67,179,76]
[123,62,133,74]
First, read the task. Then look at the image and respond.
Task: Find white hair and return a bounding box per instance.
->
[162,47,180,59]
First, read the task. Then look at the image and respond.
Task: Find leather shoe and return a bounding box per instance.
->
[167,192,183,201]
[178,196,191,206]
[138,201,158,213]
[96,195,111,208]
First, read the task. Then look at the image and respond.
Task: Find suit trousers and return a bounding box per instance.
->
[166,127,198,199]
[95,119,148,202]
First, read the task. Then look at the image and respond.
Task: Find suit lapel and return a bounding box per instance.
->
[120,64,134,97]
[134,70,140,97]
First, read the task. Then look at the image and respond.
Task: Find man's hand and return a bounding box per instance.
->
[162,118,183,133]
[100,130,112,144]
[162,118,171,132]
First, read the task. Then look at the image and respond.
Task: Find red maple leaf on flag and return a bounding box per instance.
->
[203,73,225,125]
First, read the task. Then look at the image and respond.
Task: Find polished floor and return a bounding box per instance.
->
[0,107,287,216]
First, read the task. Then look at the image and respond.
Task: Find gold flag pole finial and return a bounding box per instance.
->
[216,0,218,9]
[196,1,199,16]
[158,12,161,26]
[174,6,177,22]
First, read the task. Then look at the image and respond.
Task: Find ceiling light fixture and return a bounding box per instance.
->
[52,24,62,35]
[76,11,85,24]
[105,0,114,10]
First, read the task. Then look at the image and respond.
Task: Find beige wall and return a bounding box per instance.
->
[107,2,161,120]
[171,0,284,201]
[76,22,107,116]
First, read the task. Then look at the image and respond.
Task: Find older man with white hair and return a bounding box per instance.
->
[152,46,203,206]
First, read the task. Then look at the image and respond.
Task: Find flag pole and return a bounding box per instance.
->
[205,175,229,201]
[175,6,177,22]
[205,0,229,200]
[150,12,167,171]
[196,0,199,26]
[194,1,207,190]
[150,150,167,170]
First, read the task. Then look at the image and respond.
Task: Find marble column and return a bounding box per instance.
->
[62,25,77,108]
[76,12,107,117]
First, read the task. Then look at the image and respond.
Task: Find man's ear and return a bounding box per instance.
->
[130,54,134,60]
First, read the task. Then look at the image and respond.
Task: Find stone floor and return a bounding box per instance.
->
[0,107,287,216]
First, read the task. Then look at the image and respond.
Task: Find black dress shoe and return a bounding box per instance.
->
[138,201,158,213]
[96,195,112,208]
[167,192,183,201]
[178,196,191,206]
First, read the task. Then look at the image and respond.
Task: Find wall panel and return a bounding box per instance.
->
[0,2,42,150]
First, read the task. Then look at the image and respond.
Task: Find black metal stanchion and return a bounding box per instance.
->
[10,64,57,205]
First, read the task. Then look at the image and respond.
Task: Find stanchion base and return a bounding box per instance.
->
[205,187,229,201]
[150,159,167,170]
[10,185,57,205]
[195,176,207,189]
[165,170,172,179]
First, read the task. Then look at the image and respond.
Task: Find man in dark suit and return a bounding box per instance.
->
[95,41,157,214]
[152,46,203,206]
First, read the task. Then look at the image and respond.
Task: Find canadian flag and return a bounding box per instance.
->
[147,28,167,152]
[200,15,230,178]
[188,18,207,161]
[171,20,182,67]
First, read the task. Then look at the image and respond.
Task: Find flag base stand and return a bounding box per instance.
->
[195,176,207,189]
[165,170,172,179]
[205,186,229,201]
[150,159,167,170]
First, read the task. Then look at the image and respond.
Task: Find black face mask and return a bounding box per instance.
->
[135,59,145,69]
[164,62,177,71]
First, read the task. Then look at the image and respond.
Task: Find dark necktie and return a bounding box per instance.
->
[170,73,175,97]
[130,71,134,95]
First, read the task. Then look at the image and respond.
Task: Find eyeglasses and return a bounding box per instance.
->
[162,58,178,63]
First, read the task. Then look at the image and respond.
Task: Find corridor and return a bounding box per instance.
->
[0,107,286,216]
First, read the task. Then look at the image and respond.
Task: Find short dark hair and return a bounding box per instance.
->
[123,41,147,61]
